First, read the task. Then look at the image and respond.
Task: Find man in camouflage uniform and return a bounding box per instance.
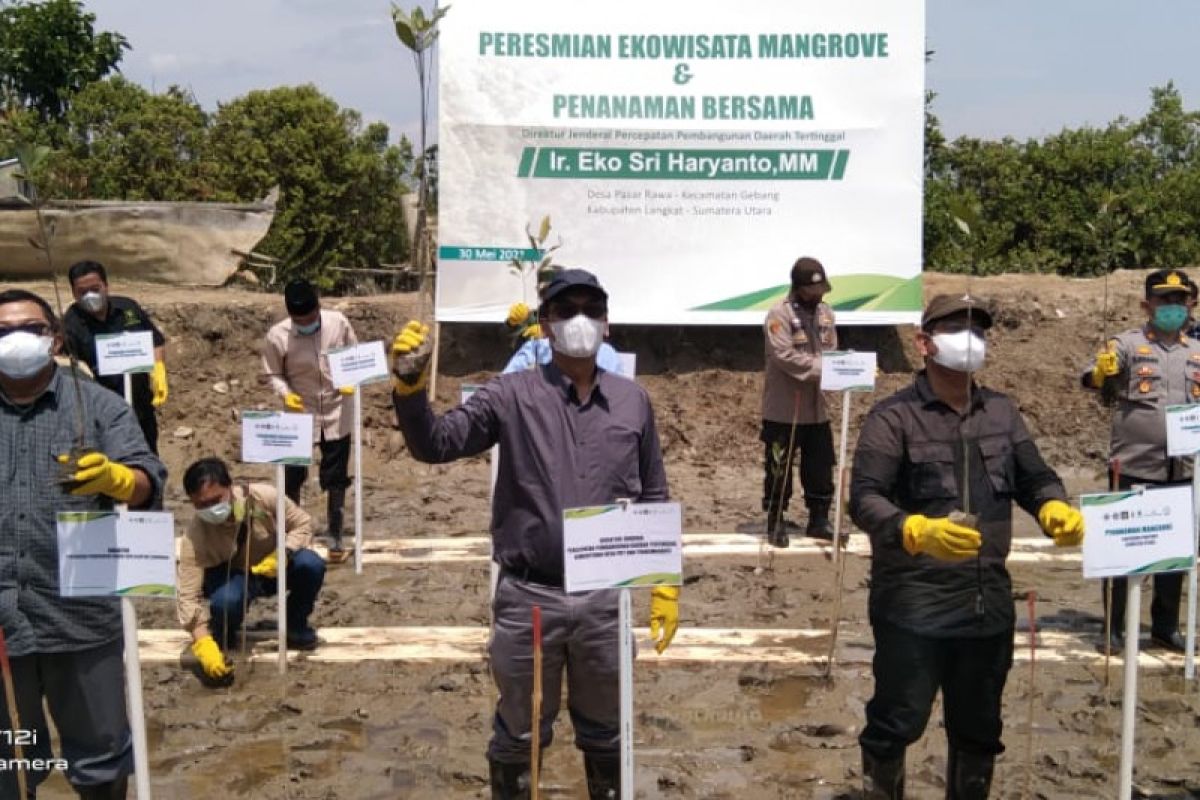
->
[1084,268,1200,653]
[760,256,838,547]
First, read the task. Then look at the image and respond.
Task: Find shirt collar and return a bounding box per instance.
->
[541,360,608,405]
[1143,324,1188,349]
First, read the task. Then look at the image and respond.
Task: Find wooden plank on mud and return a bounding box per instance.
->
[312,533,1080,565]
[139,626,1181,670]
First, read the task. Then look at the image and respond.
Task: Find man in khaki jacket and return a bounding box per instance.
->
[261,279,358,561]
[760,256,838,547]
[177,457,326,681]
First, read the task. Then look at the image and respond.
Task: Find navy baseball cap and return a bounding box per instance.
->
[540,268,608,305]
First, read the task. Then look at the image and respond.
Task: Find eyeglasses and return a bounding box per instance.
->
[0,322,51,338]
[547,300,607,320]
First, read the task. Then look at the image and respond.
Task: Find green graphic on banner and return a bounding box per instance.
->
[516,147,851,181]
[694,274,923,312]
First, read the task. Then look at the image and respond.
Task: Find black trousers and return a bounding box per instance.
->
[860,620,1013,761]
[135,402,158,455]
[760,419,835,513]
[285,434,351,502]
[1103,472,1185,636]
[0,639,132,795]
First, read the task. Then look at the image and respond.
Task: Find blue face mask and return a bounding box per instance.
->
[1153,304,1188,333]
[294,319,321,336]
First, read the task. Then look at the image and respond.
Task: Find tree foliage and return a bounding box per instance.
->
[0,0,128,123]
[44,76,212,200]
[205,85,413,281]
[926,82,1200,275]
[9,78,413,285]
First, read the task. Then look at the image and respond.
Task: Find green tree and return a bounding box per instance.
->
[37,76,212,200]
[205,84,412,283]
[924,83,1200,276]
[0,0,128,123]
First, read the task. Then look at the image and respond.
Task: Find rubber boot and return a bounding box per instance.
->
[862,748,905,799]
[766,507,790,549]
[326,487,347,562]
[583,753,621,800]
[945,748,994,800]
[805,499,834,541]
[74,775,128,799]
[488,759,531,800]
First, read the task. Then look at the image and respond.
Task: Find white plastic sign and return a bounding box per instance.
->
[1080,485,1195,578]
[56,511,175,597]
[563,502,683,593]
[94,331,155,376]
[241,410,314,465]
[1166,404,1200,457]
[328,341,390,387]
[820,351,877,392]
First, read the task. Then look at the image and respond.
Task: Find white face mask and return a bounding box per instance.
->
[80,291,106,314]
[0,331,54,379]
[930,330,987,373]
[196,500,232,525]
[549,314,606,359]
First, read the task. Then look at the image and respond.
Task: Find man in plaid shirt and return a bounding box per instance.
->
[0,289,166,799]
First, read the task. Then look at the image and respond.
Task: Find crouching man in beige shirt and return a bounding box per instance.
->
[176,457,326,682]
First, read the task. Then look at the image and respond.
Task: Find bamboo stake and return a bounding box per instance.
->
[758,391,802,574]
[824,466,852,678]
[0,630,28,800]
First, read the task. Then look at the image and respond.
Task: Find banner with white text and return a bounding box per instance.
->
[437,0,925,325]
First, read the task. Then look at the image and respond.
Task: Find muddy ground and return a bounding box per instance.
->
[14,270,1200,798]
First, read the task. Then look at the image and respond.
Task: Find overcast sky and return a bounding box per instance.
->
[90,1,1200,147]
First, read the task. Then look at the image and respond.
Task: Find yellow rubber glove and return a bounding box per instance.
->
[902,514,982,561]
[521,323,543,340]
[649,585,680,654]
[391,320,432,396]
[506,302,531,328]
[150,361,169,407]
[284,392,304,412]
[250,551,279,579]
[58,452,136,503]
[191,635,232,680]
[338,385,355,396]
[1038,500,1084,547]
[1090,349,1119,389]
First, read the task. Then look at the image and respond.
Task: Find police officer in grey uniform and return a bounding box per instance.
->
[760,257,838,546]
[1084,268,1200,653]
